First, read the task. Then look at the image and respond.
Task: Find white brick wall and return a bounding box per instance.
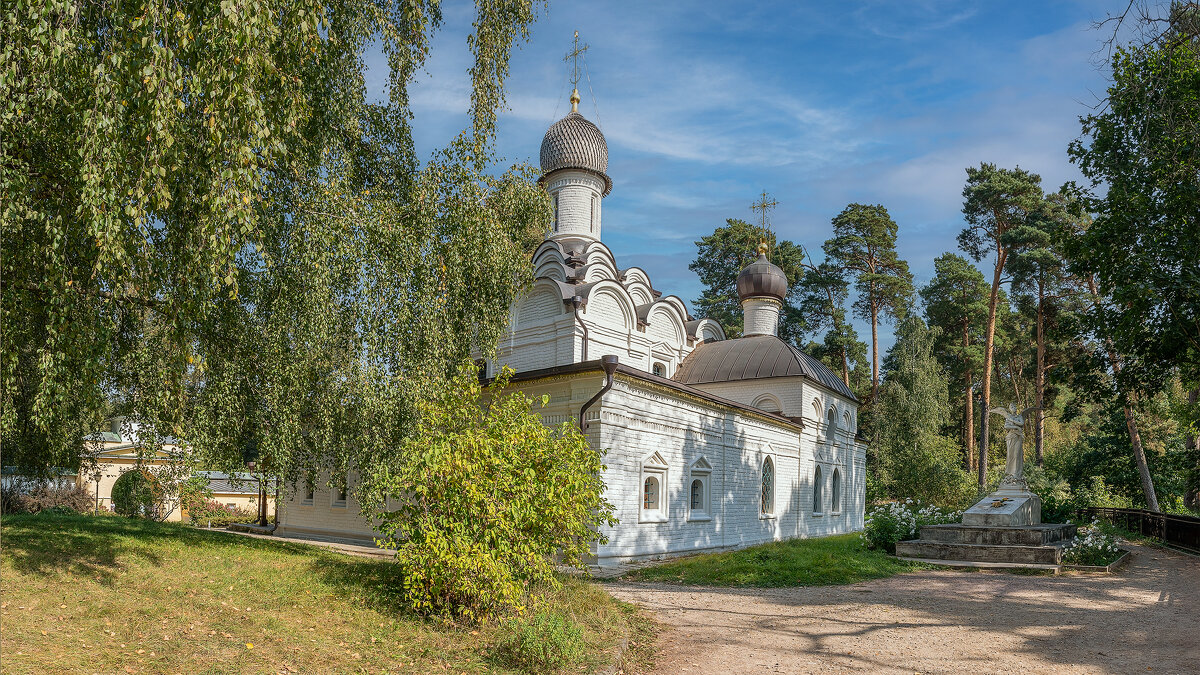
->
[592,376,865,564]
[275,370,866,560]
[547,171,604,240]
[742,297,781,337]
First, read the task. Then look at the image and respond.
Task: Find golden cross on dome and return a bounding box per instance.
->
[751,190,779,229]
[563,31,589,112]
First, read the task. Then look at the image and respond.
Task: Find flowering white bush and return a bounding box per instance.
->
[861,499,961,554]
[1062,519,1123,566]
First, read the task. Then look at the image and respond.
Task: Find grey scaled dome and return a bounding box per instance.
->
[737,252,788,302]
[539,111,612,195]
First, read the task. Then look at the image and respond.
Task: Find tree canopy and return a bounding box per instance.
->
[1,0,550,484]
[825,203,914,401]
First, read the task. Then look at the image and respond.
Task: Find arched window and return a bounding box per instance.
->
[813,466,824,514]
[761,457,775,515]
[553,194,560,232]
[333,484,347,508]
[688,457,712,520]
[826,407,837,438]
[831,469,841,514]
[652,362,666,377]
[643,476,660,510]
[640,452,669,522]
[753,394,781,413]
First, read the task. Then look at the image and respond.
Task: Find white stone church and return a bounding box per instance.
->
[277,90,867,564]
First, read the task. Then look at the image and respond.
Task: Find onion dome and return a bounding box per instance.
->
[539,100,613,195]
[736,242,788,302]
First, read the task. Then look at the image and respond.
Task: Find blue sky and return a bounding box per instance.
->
[368,0,1130,360]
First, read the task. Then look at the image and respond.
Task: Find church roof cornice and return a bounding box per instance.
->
[483,359,807,433]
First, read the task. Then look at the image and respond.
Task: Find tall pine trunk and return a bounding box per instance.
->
[870,298,880,403]
[979,250,1006,489]
[1185,388,1199,510]
[1035,279,1046,466]
[1088,277,1159,511]
[1121,392,1160,512]
[962,320,975,471]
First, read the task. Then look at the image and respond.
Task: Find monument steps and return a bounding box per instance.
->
[895,538,1070,565]
[917,523,1077,546]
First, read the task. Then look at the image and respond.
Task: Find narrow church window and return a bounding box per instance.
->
[688,456,711,520]
[591,195,597,231]
[831,469,842,514]
[302,483,314,506]
[553,194,560,232]
[826,407,837,439]
[813,466,824,514]
[761,457,775,515]
[333,485,347,508]
[652,362,665,377]
[643,476,659,510]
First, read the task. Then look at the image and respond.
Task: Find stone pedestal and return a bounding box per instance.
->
[962,490,1041,527]
[895,490,1078,570]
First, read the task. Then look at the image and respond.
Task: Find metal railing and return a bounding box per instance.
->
[1078,507,1200,554]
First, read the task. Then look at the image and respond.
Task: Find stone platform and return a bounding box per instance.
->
[895,523,1078,566]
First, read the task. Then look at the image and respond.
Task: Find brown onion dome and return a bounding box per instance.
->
[538,109,613,195]
[736,244,788,302]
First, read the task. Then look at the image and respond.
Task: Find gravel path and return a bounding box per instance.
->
[607,544,1199,674]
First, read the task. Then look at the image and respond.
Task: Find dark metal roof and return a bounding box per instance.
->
[673,335,858,401]
[539,112,612,195]
[736,253,788,302]
[197,471,276,494]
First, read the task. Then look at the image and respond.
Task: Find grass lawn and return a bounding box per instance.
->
[0,512,644,674]
[623,533,925,587]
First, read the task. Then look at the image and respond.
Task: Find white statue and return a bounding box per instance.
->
[988,403,1040,490]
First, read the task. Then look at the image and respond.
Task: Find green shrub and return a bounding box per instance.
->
[187,499,256,527]
[110,469,164,519]
[1073,475,1133,509]
[0,482,94,514]
[1062,519,1123,566]
[495,610,586,672]
[1024,465,1074,523]
[369,364,616,622]
[861,499,961,554]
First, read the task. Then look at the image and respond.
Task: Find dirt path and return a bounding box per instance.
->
[607,544,1199,674]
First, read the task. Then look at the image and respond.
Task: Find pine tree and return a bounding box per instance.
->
[921,253,990,471]
[824,203,915,403]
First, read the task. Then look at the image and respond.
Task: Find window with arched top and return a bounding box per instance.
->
[688,457,712,520]
[753,394,781,413]
[760,457,775,516]
[643,476,660,510]
[813,465,824,514]
[640,452,669,523]
[831,469,841,514]
[826,407,837,438]
[553,194,560,232]
[652,362,666,378]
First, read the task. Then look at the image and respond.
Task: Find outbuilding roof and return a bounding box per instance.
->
[673,334,858,401]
